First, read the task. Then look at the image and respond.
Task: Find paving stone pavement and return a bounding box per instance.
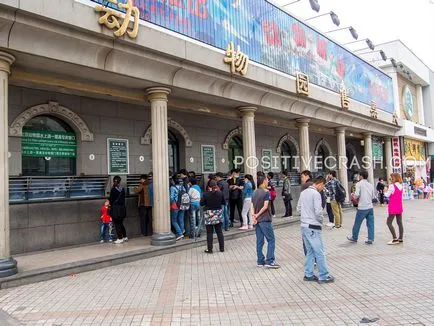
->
[0,200,433,326]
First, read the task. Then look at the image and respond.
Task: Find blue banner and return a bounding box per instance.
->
[92,0,394,113]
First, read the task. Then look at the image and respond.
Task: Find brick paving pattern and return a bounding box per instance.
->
[0,200,433,325]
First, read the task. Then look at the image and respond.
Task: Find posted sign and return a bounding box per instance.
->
[22,130,76,157]
[201,145,216,173]
[107,138,129,174]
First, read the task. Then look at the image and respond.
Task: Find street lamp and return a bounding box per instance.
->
[281,0,320,12]
[305,11,340,26]
[325,26,358,40]
[344,38,375,51]
[356,49,387,61]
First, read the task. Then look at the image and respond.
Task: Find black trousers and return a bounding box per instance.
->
[113,217,127,239]
[229,198,243,224]
[270,200,275,216]
[326,203,334,223]
[206,223,224,251]
[379,192,385,204]
[139,206,153,236]
[387,214,403,240]
[283,199,292,217]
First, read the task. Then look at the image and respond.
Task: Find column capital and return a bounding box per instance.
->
[146,87,171,102]
[335,126,346,133]
[384,136,392,141]
[362,132,372,138]
[295,118,310,127]
[238,106,257,116]
[0,52,15,75]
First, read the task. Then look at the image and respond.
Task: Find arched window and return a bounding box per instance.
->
[281,141,294,172]
[168,130,180,174]
[228,135,243,172]
[317,145,328,173]
[22,115,76,176]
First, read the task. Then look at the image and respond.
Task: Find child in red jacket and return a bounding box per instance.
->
[100,199,113,243]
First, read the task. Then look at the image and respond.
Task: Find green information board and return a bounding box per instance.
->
[107,138,129,175]
[372,142,383,161]
[201,145,216,173]
[22,130,76,157]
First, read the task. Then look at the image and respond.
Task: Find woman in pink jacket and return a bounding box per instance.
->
[384,173,404,245]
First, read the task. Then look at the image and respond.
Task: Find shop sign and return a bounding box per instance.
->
[201,145,216,173]
[89,0,394,112]
[392,137,401,169]
[340,84,349,111]
[370,101,378,119]
[392,112,399,125]
[95,0,139,39]
[22,130,76,158]
[403,138,425,161]
[402,85,414,120]
[414,126,427,137]
[224,42,249,75]
[296,72,309,96]
[107,138,130,174]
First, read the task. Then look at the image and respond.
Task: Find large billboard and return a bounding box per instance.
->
[92,0,394,113]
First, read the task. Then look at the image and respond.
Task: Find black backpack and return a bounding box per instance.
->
[335,181,346,203]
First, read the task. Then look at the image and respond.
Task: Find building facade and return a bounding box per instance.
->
[0,0,402,275]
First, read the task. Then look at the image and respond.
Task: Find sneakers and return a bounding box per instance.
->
[238,226,248,230]
[303,275,319,282]
[108,239,113,242]
[364,240,373,245]
[387,239,400,245]
[123,237,128,242]
[346,236,357,243]
[272,215,276,218]
[317,275,335,284]
[176,235,184,241]
[248,225,254,229]
[114,238,124,244]
[265,263,281,269]
[398,239,403,243]
[257,264,265,268]
[326,222,335,228]
[204,249,213,254]
[99,240,104,243]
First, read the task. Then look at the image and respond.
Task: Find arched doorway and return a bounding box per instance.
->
[21,115,77,176]
[280,141,296,172]
[228,135,243,172]
[168,130,180,173]
[317,144,329,174]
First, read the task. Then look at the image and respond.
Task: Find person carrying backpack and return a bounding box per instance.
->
[326,170,345,228]
[170,174,190,240]
[188,177,202,238]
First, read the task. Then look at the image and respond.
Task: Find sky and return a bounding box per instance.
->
[274,0,434,70]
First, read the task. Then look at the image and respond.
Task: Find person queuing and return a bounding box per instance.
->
[347,171,377,245]
[384,173,404,245]
[215,172,230,231]
[201,180,225,253]
[281,170,293,218]
[109,175,127,244]
[228,169,244,227]
[251,175,280,269]
[267,172,277,218]
[297,176,334,284]
[239,174,255,230]
[134,173,153,237]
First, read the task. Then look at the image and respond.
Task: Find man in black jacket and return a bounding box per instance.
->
[216,172,230,231]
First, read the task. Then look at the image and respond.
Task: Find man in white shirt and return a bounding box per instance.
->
[347,171,377,244]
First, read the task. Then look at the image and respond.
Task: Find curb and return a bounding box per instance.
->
[0,218,298,290]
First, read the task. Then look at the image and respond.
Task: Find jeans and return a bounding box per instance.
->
[301,227,329,280]
[190,205,202,237]
[100,222,113,241]
[222,201,230,229]
[352,208,375,241]
[241,197,252,226]
[206,223,224,251]
[171,209,185,237]
[139,206,152,236]
[256,222,276,265]
[326,203,334,223]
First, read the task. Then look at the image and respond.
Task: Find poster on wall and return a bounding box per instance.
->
[262,149,272,172]
[21,130,76,157]
[372,140,383,162]
[107,138,130,175]
[201,145,216,173]
[90,0,394,112]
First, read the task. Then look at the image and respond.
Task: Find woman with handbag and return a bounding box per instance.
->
[201,180,225,253]
[109,175,127,244]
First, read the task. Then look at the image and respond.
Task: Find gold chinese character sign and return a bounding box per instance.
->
[370,101,378,119]
[224,42,249,75]
[340,88,349,111]
[95,0,139,39]
[296,72,309,96]
[392,112,398,125]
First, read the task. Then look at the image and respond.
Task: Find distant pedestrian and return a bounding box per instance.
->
[239,174,255,230]
[297,176,334,283]
[326,171,344,228]
[281,170,292,217]
[252,175,280,269]
[228,168,244,227]
[201,180,225,253]
[347,171,377,244]
[216,172,230,231]
[267,172,277,218]
[188,177,202,238]
[376,178,385,206]
[170,175,190,241]
[99,199,113,243]
[134,173,153,237]
[385,173,404,245]
[109,176,127,244]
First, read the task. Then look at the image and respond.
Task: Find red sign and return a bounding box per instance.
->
[392,137,401,168]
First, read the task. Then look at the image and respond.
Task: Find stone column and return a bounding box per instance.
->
[239,107,257,180]
[146,87,176,246]
[0,52,17,277]
[363,132,375,185]
[384,136,393,180]
[296,119,311,172]
[335,127,350,203]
